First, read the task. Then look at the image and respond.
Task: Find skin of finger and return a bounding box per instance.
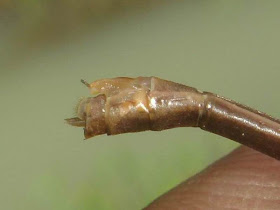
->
[145,146,280,210]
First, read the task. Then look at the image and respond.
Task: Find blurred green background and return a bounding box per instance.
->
[1,1,280,209]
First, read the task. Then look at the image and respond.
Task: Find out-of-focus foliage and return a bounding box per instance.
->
[1,0,165,70]
[2,0,160,45]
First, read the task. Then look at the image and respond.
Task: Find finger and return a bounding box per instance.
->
[145,146,280,209]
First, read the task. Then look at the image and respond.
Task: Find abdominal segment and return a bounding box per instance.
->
[65,76,280,161]
[66,77,203,139]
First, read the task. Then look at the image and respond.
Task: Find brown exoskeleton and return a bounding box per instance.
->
[66,77,280,160]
